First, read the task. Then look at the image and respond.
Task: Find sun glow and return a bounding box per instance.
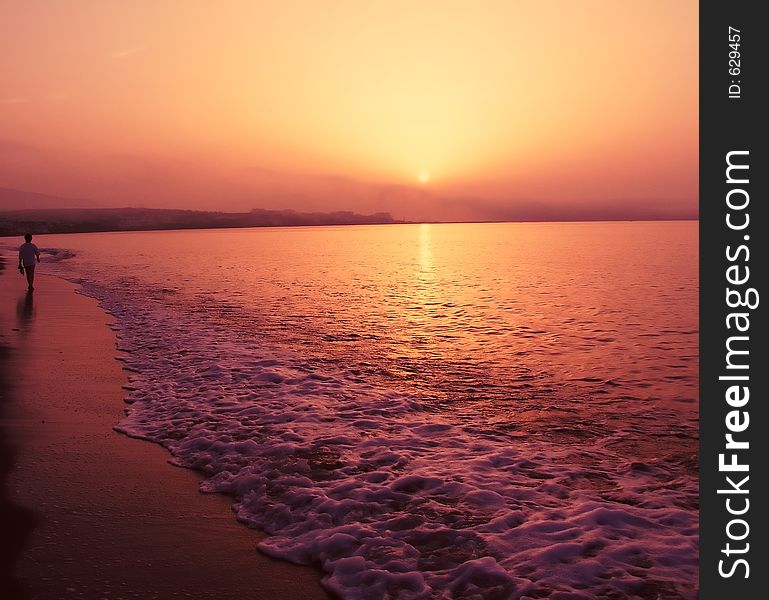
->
[0,0,698,220]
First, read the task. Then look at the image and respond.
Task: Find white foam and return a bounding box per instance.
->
[45,250,698,599]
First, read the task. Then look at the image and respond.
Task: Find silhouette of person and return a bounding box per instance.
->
[18,233,41,291]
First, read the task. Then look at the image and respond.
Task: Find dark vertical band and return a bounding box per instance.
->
[700,1,767,596]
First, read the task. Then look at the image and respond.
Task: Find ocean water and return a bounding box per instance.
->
[31,222,697,598]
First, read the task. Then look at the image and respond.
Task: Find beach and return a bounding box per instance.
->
[0,258,329,600]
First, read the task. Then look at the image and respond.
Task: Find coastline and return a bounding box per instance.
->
[0,257,38,599]
[0,258,330,599]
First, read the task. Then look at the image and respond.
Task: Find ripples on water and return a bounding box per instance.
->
[39,222,697,599]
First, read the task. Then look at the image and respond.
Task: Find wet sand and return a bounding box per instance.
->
[0,259,330,600]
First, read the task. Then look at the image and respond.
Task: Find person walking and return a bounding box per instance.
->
[18,233,41,291]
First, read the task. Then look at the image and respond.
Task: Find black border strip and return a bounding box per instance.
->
[700,1,767,596]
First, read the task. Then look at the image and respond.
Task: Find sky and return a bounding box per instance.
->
[0,0,698,221]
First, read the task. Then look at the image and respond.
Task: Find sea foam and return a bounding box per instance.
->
[44,247,698,600]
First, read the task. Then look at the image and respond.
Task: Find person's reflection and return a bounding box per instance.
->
[16,290,35,329]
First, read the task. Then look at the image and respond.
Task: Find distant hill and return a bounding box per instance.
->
[0,207,401,236]
[0,187,98,211]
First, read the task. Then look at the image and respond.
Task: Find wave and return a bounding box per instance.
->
[0,244,76,262]
[40,247,77,262]
[46,256,698,599]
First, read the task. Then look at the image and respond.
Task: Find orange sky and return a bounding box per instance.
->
[0,0,697,221]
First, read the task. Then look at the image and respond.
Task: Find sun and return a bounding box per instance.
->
[417,170,431,184]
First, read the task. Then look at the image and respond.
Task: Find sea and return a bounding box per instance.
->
[20,221,699,599]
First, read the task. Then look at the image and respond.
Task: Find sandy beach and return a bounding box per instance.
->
[0,257,329,600]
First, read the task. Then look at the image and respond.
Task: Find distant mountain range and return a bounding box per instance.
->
[0,206,401,236]
[0,185,698,232]
[0,186,401,235]
[0,187,97,211]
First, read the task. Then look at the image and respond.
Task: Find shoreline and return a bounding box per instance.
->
[0,259,330,599]
[0,217,700,240]
[0,257,38,599]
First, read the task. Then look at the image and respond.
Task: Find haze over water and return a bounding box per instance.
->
[36,221,698,599]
